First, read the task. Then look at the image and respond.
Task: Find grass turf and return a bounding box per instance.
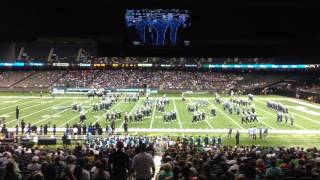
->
[1,93,320,148]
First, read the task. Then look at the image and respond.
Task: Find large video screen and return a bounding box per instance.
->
[125,9,191,47]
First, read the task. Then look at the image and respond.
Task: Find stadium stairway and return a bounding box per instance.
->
[9,71,35,87]
[261,79,285,89]
[261,74,311,89]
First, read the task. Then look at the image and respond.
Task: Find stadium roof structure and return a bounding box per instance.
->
[1,0,320,61]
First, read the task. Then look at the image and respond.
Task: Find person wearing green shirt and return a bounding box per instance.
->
[266,160,281,178]
[157,163,173,180]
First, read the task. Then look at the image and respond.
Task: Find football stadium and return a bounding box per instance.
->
[1,1,320,180]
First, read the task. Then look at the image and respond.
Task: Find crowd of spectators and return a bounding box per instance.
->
[90,70,242,91]
[0,134,320,180]
[92,57,275,65]
[193,72,242,91]
[0,69,314,92]
[56,70,99,88]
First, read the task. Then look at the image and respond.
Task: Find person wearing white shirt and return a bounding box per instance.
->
[73,127,78,139]
[252,126,257,140]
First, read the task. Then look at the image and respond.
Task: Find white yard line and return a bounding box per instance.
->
[287,99,320,110]
[119,100,140,129]
[187,98,213,129]
[254,100,306,130]
[5,127,320,135]
[291,112,320,126]
[5,100,67,124]
[259,99,320,126]
[207,101,244,130]
[0,99,23,105]
[149,103,157,129]
[0,96,288,100]
[58,99,94,127]
[173,99,183,130]
[32,100,74,125]
[0,98,38,111]
[28,127,320,135]
[93,100,123,124]
[1,99,59,117]
[204,120,213,129]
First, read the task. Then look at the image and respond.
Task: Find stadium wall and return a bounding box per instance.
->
[0,87,50,93]
[273,88,320,103]
[0,87,215,94]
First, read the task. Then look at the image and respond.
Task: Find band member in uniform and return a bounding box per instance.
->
[111,120,115,133]
[228,126,232,138]
[80,109,86,123]
[62,133,68,149]
[124,112,129,123]
[290,114,294,126]
[211,108,216,117]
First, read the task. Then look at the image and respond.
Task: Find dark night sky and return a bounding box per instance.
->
[1,0,320,61]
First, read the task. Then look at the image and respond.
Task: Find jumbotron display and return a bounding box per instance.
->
[125,9,191,47]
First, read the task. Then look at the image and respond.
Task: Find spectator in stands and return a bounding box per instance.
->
[295,159,307,176]
[131,143,155,180]
[157,163,173,180]
[1,134,320,180]
[61,167,76,180]
[312,160,320,176]
[171,166,180,180]
[73,165,90,180]
[255,158,266,174]
[1,160,22,180]
[28,172,44,180]
[284,162,298,178]
[27,156,41,172]
[91,160,110,180]
[265,159,281,178]
[198,163,216,180]
[181,166,190,180]
[108,141,130,180]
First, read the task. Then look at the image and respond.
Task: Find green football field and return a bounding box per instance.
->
[1,92,320,147]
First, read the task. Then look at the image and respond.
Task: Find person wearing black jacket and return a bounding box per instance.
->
[53,124,56,136]
[111,120,115,133]
[82,124,86,135]
[108,141,131,180]
[62,133,68,149]
[21,119,25,134]
[40,125,43,135]
[44,124,48,135]
[16,106,19,120]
